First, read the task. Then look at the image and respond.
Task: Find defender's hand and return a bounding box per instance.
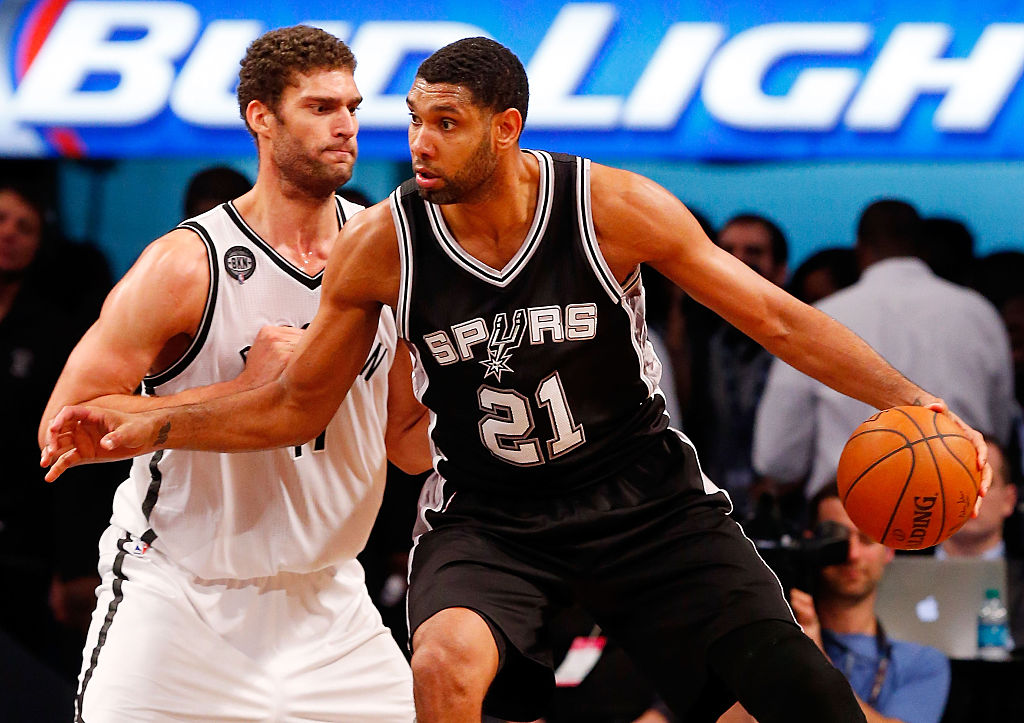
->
[236,325,304,390]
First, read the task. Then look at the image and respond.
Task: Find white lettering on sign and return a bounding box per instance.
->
[8,1,1024,138]
[527,3,621,128]
[845,23,1024,132]
[14,1,200,125]
[622,23,724,129]
[702,23,872,131]
[351,21,490,128]
[171,20,262,127]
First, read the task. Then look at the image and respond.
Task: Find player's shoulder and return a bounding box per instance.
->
[129,226,212,292]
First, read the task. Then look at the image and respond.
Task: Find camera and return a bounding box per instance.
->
[744,496,850,594]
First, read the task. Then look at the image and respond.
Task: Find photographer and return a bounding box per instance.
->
[790,483,950,723]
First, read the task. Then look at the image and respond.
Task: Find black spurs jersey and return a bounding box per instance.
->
[390,150,670,495]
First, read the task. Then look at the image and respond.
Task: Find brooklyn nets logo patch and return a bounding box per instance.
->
[224,246,256,284]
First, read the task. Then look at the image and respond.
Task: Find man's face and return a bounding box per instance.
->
[816,497,894,603]
[0,189,42,277]
[406,79,498,205]
[265,68,360,198]
[718,221,786,285]
[951,443,1016,545]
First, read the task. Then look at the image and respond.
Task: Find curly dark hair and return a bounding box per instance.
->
[237,25,356,137]
[416,37,529,127]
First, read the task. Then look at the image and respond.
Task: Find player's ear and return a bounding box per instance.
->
[884,546,895,564]
[492,108,522,150]
[247,100,274,137]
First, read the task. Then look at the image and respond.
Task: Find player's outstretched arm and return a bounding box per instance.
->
[587,163,989,492]
[40,324,303,474]
[43,202,401,480]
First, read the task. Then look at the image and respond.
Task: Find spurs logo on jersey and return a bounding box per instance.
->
[423,303,599,381]
[481,310,526,381]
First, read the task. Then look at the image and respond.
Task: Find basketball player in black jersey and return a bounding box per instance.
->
[44,38,991,723]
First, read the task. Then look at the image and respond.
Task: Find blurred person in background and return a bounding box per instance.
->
[918,217,975,288]
[789,483,951,723]
[787,247,860,306]
[755,199,1014,511]
[1,175,120,718]
[182,165,252,218]
[689,213,789,521]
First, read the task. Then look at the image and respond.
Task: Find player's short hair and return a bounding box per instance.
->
[416,37,530,128]
[237,25,356,137]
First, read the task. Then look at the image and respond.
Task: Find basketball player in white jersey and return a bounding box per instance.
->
[37,26,426,722]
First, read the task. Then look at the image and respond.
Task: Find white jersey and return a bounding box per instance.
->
[110,197,397,580]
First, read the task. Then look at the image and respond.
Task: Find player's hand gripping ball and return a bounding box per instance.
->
[837,406,981,550]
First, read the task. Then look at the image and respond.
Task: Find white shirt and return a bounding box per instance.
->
[753,257,1014,499]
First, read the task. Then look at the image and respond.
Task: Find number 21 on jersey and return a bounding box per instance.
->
[478,372,585,465]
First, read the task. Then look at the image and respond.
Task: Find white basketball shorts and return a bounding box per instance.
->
[75,525,414,722]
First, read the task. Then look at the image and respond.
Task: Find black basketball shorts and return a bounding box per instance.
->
[407,430,797,722]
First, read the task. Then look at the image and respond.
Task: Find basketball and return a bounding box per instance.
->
[837,406,981,550]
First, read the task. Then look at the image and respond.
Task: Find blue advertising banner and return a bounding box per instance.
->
[2,0,1024,159]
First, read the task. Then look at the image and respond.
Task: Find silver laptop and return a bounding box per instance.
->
[875,556,1007,659]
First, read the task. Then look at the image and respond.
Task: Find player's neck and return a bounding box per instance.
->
[234,180,338,262]
[440,150,538,254]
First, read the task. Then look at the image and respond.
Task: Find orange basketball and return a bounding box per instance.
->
[836,406,980,550]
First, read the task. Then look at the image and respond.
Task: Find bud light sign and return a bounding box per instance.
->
[2,0,1024,159]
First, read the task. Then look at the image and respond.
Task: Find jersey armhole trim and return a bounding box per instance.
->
[144,222,219,388]
[390,188,413,339]
[576,157,625,303]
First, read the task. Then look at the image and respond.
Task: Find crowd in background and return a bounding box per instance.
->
[2,158,1022,722]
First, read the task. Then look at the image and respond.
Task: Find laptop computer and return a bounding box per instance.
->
[875,556,1008,660]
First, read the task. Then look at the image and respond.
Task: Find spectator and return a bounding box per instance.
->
[919,217,974,287]
[1,177,120,710]
[690,213,788,520]
[754,199,1015,504]
[933,438,1024,649]
[182,165,251,218]
[790,483,951,723]
[662,208,716,425]
[788,247,860,305]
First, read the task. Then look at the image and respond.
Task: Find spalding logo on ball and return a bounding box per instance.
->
[837,406,981,550]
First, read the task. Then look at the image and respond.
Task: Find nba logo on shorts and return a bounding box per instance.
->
[122,538,149,557]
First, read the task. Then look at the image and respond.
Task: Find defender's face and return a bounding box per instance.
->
[269,68,361,196]
[406,79,498,205]
[0,190,42,275]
